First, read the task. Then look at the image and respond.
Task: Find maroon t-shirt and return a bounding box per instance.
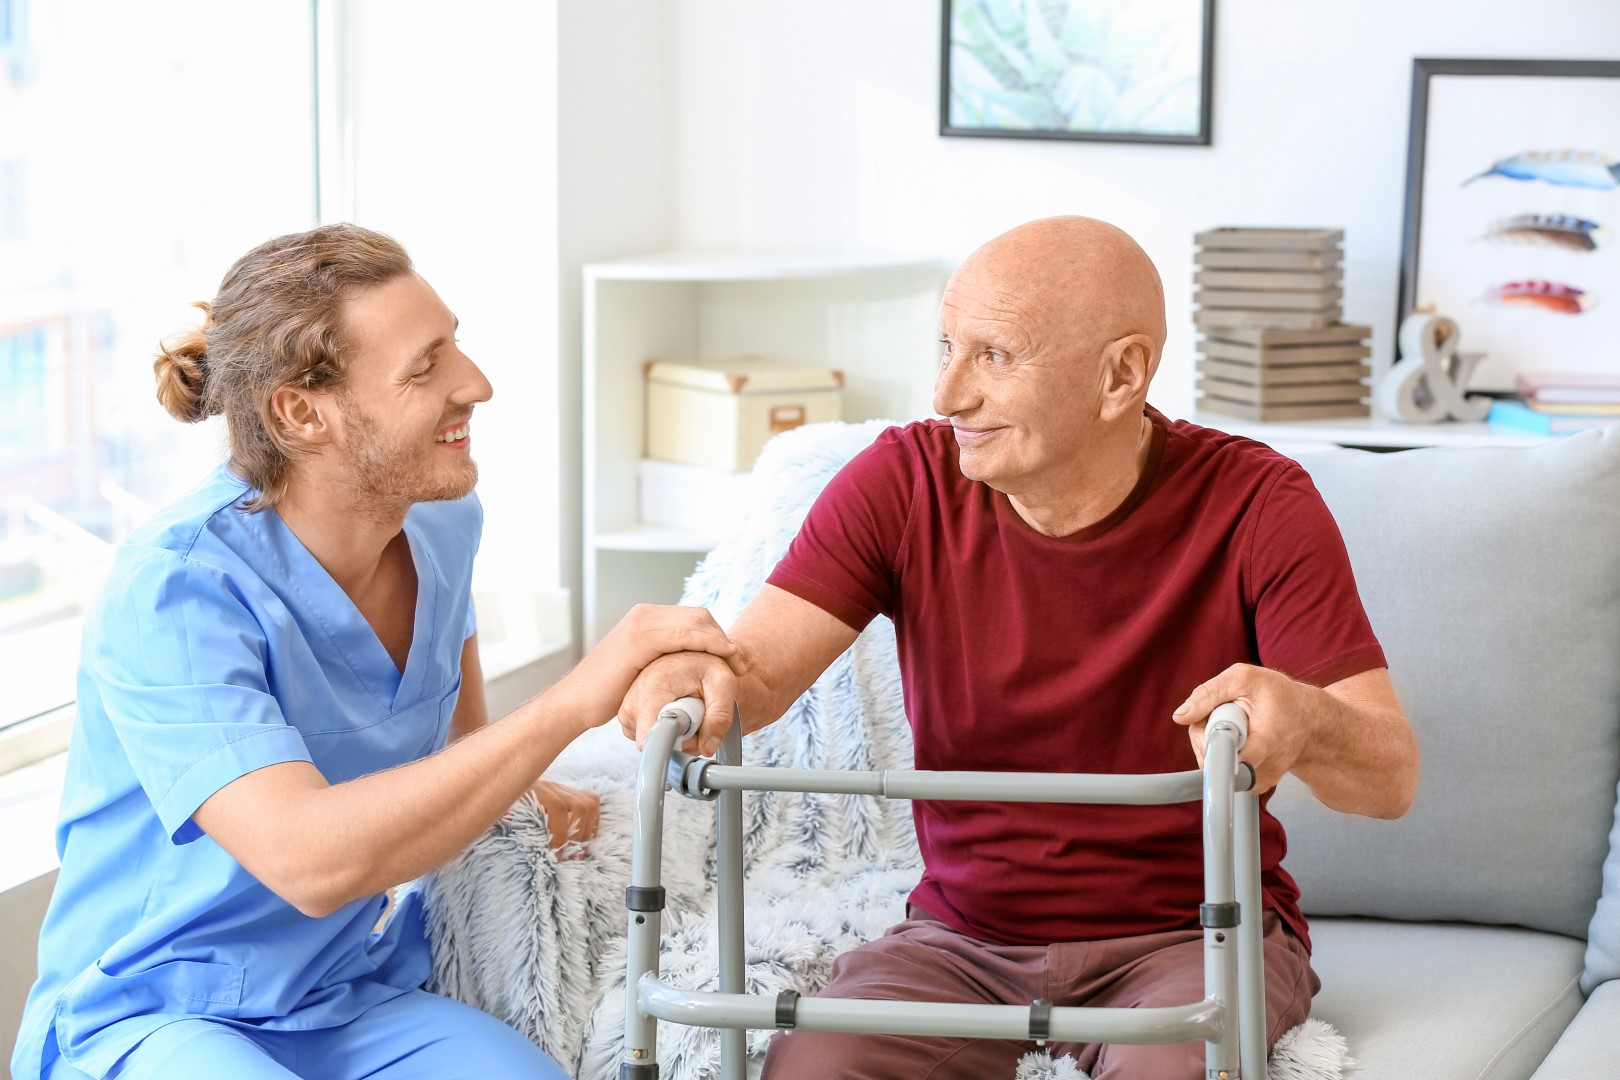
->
[765,410,1386,950]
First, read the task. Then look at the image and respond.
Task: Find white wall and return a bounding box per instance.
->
[345,0,565,616]
[343,1,684,650]
[557,0,677,647]
[667,0,1620,417]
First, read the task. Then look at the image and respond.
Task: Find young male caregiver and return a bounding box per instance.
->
[12,224,741,1080]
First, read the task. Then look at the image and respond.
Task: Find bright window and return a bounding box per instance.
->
[0,1,317,736]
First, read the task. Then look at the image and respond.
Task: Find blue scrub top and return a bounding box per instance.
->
[12,465,481,1080]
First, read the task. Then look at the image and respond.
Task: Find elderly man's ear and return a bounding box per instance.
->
[1096,334,1158,420]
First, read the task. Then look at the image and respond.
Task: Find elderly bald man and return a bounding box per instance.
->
[622,217,1420,1079]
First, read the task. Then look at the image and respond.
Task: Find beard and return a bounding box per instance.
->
[339,397,479,517]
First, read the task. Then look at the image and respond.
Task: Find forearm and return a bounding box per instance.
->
[727,586,858,734]
[201,603,742,916]
[286,695,582,915]
[1291,684,1420,818]
[729,637,807,735]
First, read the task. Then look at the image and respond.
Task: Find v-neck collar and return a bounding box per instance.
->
[249,505,440,715]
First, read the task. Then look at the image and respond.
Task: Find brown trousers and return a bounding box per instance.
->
[761,908,1318,1080]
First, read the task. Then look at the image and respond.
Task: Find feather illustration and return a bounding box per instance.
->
[1463,150,1620,190]
[1479,213,1605,252]
[1479,280,1595,315]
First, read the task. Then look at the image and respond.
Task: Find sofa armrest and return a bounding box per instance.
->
[1528,980,1620,1079]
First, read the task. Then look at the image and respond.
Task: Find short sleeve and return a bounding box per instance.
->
[1247,464,1388,686]
[88,550,313,844]
[765,428,915,631]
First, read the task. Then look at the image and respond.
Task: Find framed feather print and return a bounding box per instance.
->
[939,0,1215,145]
[1399,59,1620,389]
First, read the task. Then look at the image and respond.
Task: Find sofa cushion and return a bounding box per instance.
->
[1272,427,1620,940]
[1586,778,1620,993]
[1528,977,1620,1079]
[1309,918,1585,1080]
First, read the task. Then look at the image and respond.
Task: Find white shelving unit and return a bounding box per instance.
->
[582,252,945,644]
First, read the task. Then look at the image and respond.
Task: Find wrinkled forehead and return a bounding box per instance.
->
[939,255,1104,353]
[938,273,1042,351]
[941,228,1164,352]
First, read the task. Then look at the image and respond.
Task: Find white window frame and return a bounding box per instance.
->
[0,706,71,776]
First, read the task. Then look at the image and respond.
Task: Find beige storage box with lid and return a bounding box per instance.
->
[644,356,844,472]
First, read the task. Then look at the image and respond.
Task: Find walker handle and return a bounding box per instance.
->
[659,697,705,741]
[1206,702,1249,752]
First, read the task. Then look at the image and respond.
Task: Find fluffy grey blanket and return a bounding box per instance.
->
[423,421,1354,1079]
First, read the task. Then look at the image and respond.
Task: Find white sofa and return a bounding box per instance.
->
[1270,427,1620,1079]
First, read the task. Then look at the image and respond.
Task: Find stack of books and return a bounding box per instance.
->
[1193,228,1373,422]
[1487,373,1620,435]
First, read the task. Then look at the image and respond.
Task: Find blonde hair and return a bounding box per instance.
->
[153,223,413,510]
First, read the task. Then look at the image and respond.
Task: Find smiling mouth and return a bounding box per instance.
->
[952,426,1003,444]
[435,422,470,446]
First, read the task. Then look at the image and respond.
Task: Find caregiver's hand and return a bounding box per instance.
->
[550,604,742,735]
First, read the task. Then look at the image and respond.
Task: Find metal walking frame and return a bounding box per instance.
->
[620,697,1270,1080]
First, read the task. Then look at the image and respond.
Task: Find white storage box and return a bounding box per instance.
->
[637,458,753,536]
[645,356,843,471]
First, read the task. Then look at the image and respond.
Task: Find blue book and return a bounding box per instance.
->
[1487,398,1617,435]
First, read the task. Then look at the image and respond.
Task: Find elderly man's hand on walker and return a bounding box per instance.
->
[1173,662,1418,817]
[617,650,741,757]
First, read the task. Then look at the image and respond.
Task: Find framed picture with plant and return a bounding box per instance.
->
[939,0,1215,145]
[1399,58,1620,389]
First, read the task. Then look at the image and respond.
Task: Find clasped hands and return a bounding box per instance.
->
[531,604,745,854]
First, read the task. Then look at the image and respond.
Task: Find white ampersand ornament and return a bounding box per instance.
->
[1376,313,1492,423]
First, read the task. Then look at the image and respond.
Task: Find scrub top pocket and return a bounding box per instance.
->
[54,958,244,1074]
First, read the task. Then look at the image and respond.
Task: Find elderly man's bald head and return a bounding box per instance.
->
[952,216,1167,356]
[934,217,1167,512]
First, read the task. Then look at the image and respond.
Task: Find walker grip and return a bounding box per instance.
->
[1206,702,1249,751]
[658,697,705,741]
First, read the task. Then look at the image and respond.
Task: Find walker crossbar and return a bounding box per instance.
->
[638,980,1223,1042]
[671,760,1208,804]
[621,698,1270,1080]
